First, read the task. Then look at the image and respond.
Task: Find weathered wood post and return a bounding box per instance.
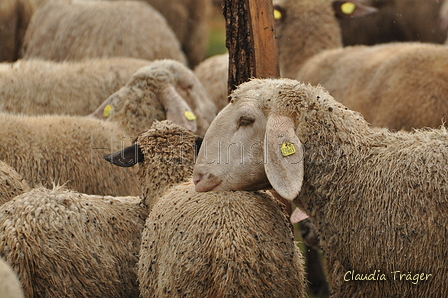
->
[222,0,280,95]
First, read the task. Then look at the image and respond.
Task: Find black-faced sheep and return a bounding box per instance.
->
[0,160,30,206]
[21,0,187,64]
[0,120,202,298]
[0,57,152,116]
[0,186,147,298]
[89,59,216,137]
[0,256,24,298]
[105,121,307,298]
[193,78,448,297]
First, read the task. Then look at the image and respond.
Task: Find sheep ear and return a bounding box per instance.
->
[264,113,304,201]
[159,85,198,132]
[103,143,143,167]
[332,0,378,19]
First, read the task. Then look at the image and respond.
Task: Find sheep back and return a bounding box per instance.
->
[138,181,306,298]
[21,1,187,64]
[0,57,153,116]
[0,113,140,196]
[0,186,147,298]
[0,161,30,206]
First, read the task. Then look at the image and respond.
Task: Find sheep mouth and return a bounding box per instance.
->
[194,179,223,192]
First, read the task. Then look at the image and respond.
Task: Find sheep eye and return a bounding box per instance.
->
[273,6,285,22]
[237,116,255,128]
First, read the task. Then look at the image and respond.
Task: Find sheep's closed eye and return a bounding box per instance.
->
[237,116,255,128]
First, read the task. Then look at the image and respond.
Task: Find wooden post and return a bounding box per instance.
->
[223,0,280,95]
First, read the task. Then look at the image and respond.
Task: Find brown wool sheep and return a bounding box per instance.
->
[0,57,153,116]
[0,0,34,62]
[297,41,448,131]
[193,78,448,297]
[90,59,217,137]
[0,161,30,206]
[105,121,307,298]
[339,0,448,46]
[193,0,375,112]
[0,113,140,196]
[0,186,147,298]
[0,121,202,298]
[138,182,306,298]
[21,0,187,64]
[0,256,25,298]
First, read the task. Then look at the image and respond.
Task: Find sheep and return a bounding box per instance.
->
[0,120,201,298]
[339,0,448,46]
[138,181,306,298]
[0,256,25,298]
[103,121,306,298]
[296,41,448,131]
[0,57,153,116]
[21,0,187,64]
[0,186,147,298]
[193,0,376,112]
[143,0,211,68]
[193,78,448,297]
[0,0,34,62]
[0,160,30,206]
[89,59,216,137]
[0,113,140,196]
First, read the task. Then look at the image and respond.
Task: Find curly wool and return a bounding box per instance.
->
[0,161,30,206]
[138,181,306,298]
[0,186,147,298]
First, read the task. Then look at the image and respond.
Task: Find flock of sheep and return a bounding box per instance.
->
[0,0,448,297]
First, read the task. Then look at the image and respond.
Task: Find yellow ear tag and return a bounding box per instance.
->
[184,111,196,121]
[274,9,282,20]
[281,142,296,157]
[341,2,356,15]
[103,104,112,118]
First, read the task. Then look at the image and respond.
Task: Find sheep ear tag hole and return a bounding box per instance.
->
[103,104,112,118]
[281,142,296,157]
[184,111,197,121]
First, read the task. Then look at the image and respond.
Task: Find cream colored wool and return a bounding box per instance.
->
[193,78,448,297]
[0,256,24,298]
[21,0,187,64]
[97,59,216,137]
[0,186,147,298]
[0,113,139,196]
[138,182,306,298]
[0,57,152,116]
[297,42,448,131]
[0,161,30,206]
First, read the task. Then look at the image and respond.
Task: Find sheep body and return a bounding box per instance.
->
[0,186,147,298]
[138,181,306,298]
[0,113,139,196]
[0,57,153,116]
[0,161,30,206]
[193,78,448,297]
[21,0,187,64]
[296,42,448,130]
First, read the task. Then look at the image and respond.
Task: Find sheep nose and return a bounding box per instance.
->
[192,172,203,185]
[193,178,201,185]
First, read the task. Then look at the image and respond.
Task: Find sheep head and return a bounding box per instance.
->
[193,78,307,201]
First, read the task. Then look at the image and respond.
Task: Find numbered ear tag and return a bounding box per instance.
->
[184,111,197,121]
[341,2,356,14]
[103,104,112,118]
[281,142,296,157]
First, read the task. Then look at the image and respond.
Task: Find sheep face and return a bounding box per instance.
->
[194,79,305,201]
